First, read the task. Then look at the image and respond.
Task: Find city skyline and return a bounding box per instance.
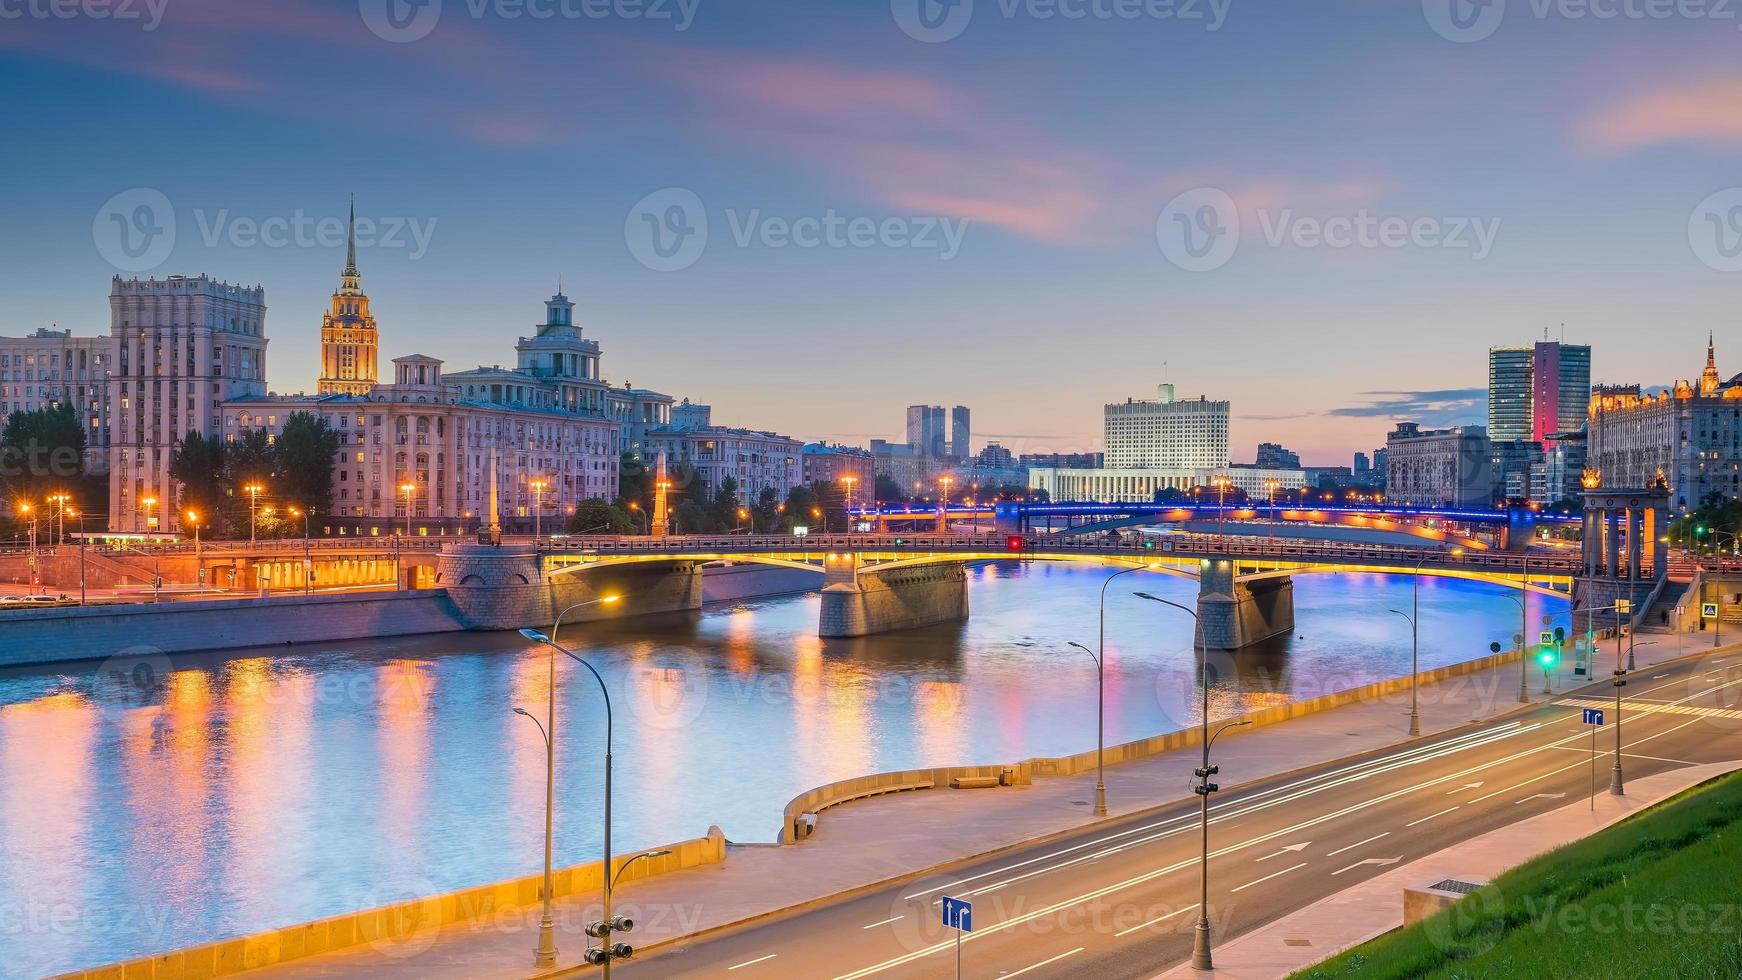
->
[8,0,1742,463]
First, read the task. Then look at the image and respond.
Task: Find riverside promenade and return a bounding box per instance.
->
[130,631,1728,980]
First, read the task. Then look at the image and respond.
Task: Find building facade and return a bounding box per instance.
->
[109,274,269,532]
[802,442,876,491]
[1384,422,1493,508]
[642,400,802,501]
[1104,384,1229,470]
[1587,338,1742,511]
[1488,341,1591,444]
[0,327,115,471]
[316,203,379,396]
[1255,442,1301,469]
[950,405,970,458]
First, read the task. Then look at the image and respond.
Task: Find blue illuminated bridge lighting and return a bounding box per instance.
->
[849,502,1579,525]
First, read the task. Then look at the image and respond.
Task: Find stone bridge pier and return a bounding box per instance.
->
[1197,560,1295,650]
[436,545,704,631]
[819,554,970,637]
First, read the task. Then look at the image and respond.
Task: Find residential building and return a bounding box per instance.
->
[871,439,936,493]
[1537,429,1587,505]
[802,442,875,490]
[643,400,803,501]
[1587,337,1742,511]
[1255,442,1301,469]
[1384,422,1493,508]
[108,274,269,532]
[1492,438,1545,502]
[0,327,115,471]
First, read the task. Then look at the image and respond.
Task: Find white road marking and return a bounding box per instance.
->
[1231,862,1307,893]
[1445,782,1483,795]
[1113,903,1199,937]
[1254,841,1311,862]
[1002,947,1085,977]
[1515,792,1567,804]
[1330,856,1400,876]
[1325,832,1389,858]
[729,954,778,970]
[861,916,902,930]
[1405,806,1458,827]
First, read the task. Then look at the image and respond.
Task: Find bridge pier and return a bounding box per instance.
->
[436,545,703,631]
[819,553,970,638]
[1198,560,1295,650]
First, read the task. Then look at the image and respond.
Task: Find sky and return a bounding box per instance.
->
[3,0,1742,466]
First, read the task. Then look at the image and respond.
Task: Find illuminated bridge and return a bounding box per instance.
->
[435,532,1579,648]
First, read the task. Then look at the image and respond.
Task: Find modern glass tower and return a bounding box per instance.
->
[1488,342,1591,444]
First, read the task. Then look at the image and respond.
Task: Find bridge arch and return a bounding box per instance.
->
[1236,563,1572,598]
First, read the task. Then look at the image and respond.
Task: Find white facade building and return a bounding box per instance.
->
[1104,384,1229,470]
[0,327,115,470]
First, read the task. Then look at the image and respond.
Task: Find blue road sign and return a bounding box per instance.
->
[1583,708,1604,726]
[941,896,973,932]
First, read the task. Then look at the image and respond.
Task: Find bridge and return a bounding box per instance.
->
[435,532,1578,648]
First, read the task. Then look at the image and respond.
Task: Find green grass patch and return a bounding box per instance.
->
[1295,769,1742,980]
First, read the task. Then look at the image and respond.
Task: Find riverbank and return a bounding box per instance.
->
[0,563,821,668]
[63,631,1726,980]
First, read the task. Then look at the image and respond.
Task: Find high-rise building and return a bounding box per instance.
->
[1488,341,1591,444]
[951,405,970,458]
[108,274,269,531]
[0,327,115,472]
[905,405,947,457]
[1104,384,1228,470]
[316,201,380,396]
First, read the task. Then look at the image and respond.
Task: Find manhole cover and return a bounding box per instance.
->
[1428,879,1482,895]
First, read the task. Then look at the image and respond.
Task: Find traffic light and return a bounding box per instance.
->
[1536,646,1558,669]
[1006,535,1025,552]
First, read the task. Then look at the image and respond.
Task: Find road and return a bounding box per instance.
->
[615,650,1742,979]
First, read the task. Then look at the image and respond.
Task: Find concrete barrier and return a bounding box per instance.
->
[781,647,1529,841]
[49,827,728,980]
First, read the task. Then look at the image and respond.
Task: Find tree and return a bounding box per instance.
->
[0,404,87,506]
[783,483,821,531]
[874,474,904,503]
[275,412,343,516]
[169,432,227,535]
[568,498,635,535]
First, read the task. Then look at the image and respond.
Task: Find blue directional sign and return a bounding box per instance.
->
[1583,708,1604,726]
[941,896,973,932]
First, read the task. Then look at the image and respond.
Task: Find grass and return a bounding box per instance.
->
[1294,769,1742,980]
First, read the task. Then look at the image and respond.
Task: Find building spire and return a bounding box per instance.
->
[1701,331,1721,396]
[339,194,361,295]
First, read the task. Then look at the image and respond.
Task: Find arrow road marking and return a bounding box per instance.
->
[1331,856,1401,876]
[1516,792,1567,804]
[1325,832,1389,858]
[1445,782,1484,795]
[1255,842,1311,862]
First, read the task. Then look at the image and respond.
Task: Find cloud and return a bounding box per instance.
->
[1576,75,1742,154]
[1327,388,1487,426]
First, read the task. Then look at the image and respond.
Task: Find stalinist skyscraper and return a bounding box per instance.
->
[316,199,379,395]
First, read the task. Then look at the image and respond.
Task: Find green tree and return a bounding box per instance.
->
[275,412,343,516]
[783,483,821,531]
[568,498,635,535]
[168,432,228,535]
[874,474,904,502]
[0,403,87,506]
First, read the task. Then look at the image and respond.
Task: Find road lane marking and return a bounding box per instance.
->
[1113,903,1199,937]
[1331,856,1399,876]
[1002,947,1084,977]
[1255,841,1311,862]
[1405,806,1458,827]
[1546,745,1693,765]
[1515,792,1566,804]
[1231,862,1307,893]
[729,954,778,970]
[1325,832,1389,858]
[1470,717,1702,803]
[1445,781,1483,794]
[862,916,902,929]
[1555,697,1742,720]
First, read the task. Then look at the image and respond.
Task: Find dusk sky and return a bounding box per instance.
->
[4,0,1742,465]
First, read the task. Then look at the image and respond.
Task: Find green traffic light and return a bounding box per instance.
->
[1537,648,1558,668]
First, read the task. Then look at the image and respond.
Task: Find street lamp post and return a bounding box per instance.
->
[1612,604,1626,796]
[244,483,264,543]
[937,476,954,533]
[399,482,416,537]
[289,506,312,595]
[1518,554,1531,703]
[1066,641,1107,817]
[841,475,858,529]
[1132,589,1239,971]
[531,479,548,541]
[142,495,158,533]
[520,626,636,975]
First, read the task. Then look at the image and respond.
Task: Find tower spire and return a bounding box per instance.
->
[1701,331,1721,396]
[339,195,361,295]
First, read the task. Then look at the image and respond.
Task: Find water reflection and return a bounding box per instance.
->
[0,563,1565,977]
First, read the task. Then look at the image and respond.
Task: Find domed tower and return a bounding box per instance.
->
[317,197,380,396]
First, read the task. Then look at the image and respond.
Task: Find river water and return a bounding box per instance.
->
[0,563,1566,977]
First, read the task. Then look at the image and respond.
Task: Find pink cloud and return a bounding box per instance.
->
[1577,75,1742,153]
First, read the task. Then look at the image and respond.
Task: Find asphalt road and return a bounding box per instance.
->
[615,649,1742,979]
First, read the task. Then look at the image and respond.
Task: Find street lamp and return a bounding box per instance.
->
[1387,608,1422,736]
[1131,589,1230,972]
[841,475,858,526]
[244,483,264,543]
[531,479,549,540]
[738,506,752,534]
[289,506,312,595]
[937,476,954,533]
[626,501,649,535]
[399,482,416,537]
[519,626,636,974]
[48,492,69,547]
[142,495,158,532]
[1065,640,1109,818]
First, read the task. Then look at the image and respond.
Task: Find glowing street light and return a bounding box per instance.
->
[142,495,158,531]
[530,478,549,540]
[243,483,265,542]
[399,482,416,536]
